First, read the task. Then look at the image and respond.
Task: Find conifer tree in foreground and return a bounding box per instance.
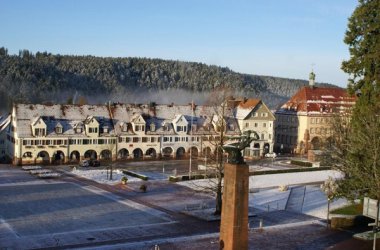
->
[336,0,380,200]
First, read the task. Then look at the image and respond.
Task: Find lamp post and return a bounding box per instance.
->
[321,177,337,228]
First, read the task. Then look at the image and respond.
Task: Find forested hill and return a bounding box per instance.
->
[0,47,335,112]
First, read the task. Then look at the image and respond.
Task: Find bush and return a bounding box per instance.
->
[139,184,147,192]
[122,170,148,181]
[250,166,331,176]
[121,176,128,183]
[290,160,313,167]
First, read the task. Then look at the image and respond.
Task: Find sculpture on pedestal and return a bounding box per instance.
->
[222,130,259,164]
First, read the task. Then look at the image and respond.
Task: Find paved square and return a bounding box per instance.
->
[0,182,169,237]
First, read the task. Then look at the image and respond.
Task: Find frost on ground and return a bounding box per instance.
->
[177,170,348,219]
[302,185,348,218]
[71,168,142,185]
[250,188,290,212]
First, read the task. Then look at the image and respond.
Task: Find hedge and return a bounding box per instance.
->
[122,170,148,181]
[290,160,313,167]
[169,173,219,182]
[250,166,331,176]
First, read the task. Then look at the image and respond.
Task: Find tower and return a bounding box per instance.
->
[309,71,316,87]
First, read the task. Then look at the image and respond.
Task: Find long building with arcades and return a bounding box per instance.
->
[3,99,274,165]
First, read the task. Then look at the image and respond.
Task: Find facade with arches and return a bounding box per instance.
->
[5,99,274,165]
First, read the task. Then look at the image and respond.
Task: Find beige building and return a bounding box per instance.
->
[5,103,241,165]
[4,98,275,165]
[274,73,356,155]
[233,99,275,157]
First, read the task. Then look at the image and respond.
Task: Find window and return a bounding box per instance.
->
[175,137,180,142]
[75,128,82,133]
[150,123,155,132]
[263,123,266,127]
[142,137,148,143]
[0,139,4,145]
[177,126,182,132]
[261,134,265,140]
[135,125,140,131]
[125,137,131,143]
[164,137,170,142]
[98,139,105,144]
[311,118,315,124]
[55,127,63,134]
[89,127,98,133]
[34,128,45,136]
[83,139,90,145]
[269,134,272,139]
[261,112,268,117]
[254,123,258,128]
[133,137,140,143]
[316,118,320,124]
[150,137,156,143]
[245,122,249,128]
[310,128,314,134]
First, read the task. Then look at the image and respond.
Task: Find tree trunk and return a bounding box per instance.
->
[215,177,222,215]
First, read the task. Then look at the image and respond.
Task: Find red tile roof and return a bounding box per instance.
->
[280,87,356,113]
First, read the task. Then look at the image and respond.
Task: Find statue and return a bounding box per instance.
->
[222,130,259,164]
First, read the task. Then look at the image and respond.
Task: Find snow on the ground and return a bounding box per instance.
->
[302,185,348,218]
[249,170,343,189]
[178,170,343,191]
[71,168,142,185]
[250,188,290,211]
[177,170,348,218]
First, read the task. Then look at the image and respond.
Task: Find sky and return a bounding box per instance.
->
[1,0,358,87]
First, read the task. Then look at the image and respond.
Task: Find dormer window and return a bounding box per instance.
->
[34,128,46,136]
[75,128,82,133]
[55,126,63,134]
[102,126,108,133]
[150,123,155,132]
[89,127,98,133]
[229,124,235,131]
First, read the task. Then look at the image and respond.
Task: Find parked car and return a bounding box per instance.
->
[265,153,277,158]
[80,160,90,167]
[90,160,100,167]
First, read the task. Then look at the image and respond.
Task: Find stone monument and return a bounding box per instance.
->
[219,130,258,250]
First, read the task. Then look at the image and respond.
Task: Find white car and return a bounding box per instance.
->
[80,160,90,167]
[265,153,277,158]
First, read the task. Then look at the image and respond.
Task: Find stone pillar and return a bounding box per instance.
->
[220,163,249,250]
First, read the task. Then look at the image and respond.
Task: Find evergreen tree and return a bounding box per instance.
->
[337,0,380,200]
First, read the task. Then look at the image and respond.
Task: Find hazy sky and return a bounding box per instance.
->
[1,0,358,87]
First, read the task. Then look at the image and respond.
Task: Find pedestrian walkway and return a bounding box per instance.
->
[285,186,306,212]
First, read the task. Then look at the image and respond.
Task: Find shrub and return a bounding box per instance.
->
[139,184,147,192]
[290,160,313,167]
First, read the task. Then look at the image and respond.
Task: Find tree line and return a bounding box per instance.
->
[0,47,331,112]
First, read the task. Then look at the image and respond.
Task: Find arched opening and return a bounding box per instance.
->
[263,143,270,154]
[203,147,212,157]
[162,147,173,158]
[133,148,143,159]
[145,148,157,158]
[84,150,97,160]
[22,152,33,158]
[53,150,65,163]
[118,148,129,159]
[37,151,50,164]
[176,147,186,159]
[311,137,321,150]
[252,143,260,157]
[189,147,198,158]
[70,151,80,162]
[100,149,112,160]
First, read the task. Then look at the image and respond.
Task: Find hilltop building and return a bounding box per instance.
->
[274,72,356,156]
[3,99,274,165]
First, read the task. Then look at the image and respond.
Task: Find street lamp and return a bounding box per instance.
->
[321,177,337,228]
